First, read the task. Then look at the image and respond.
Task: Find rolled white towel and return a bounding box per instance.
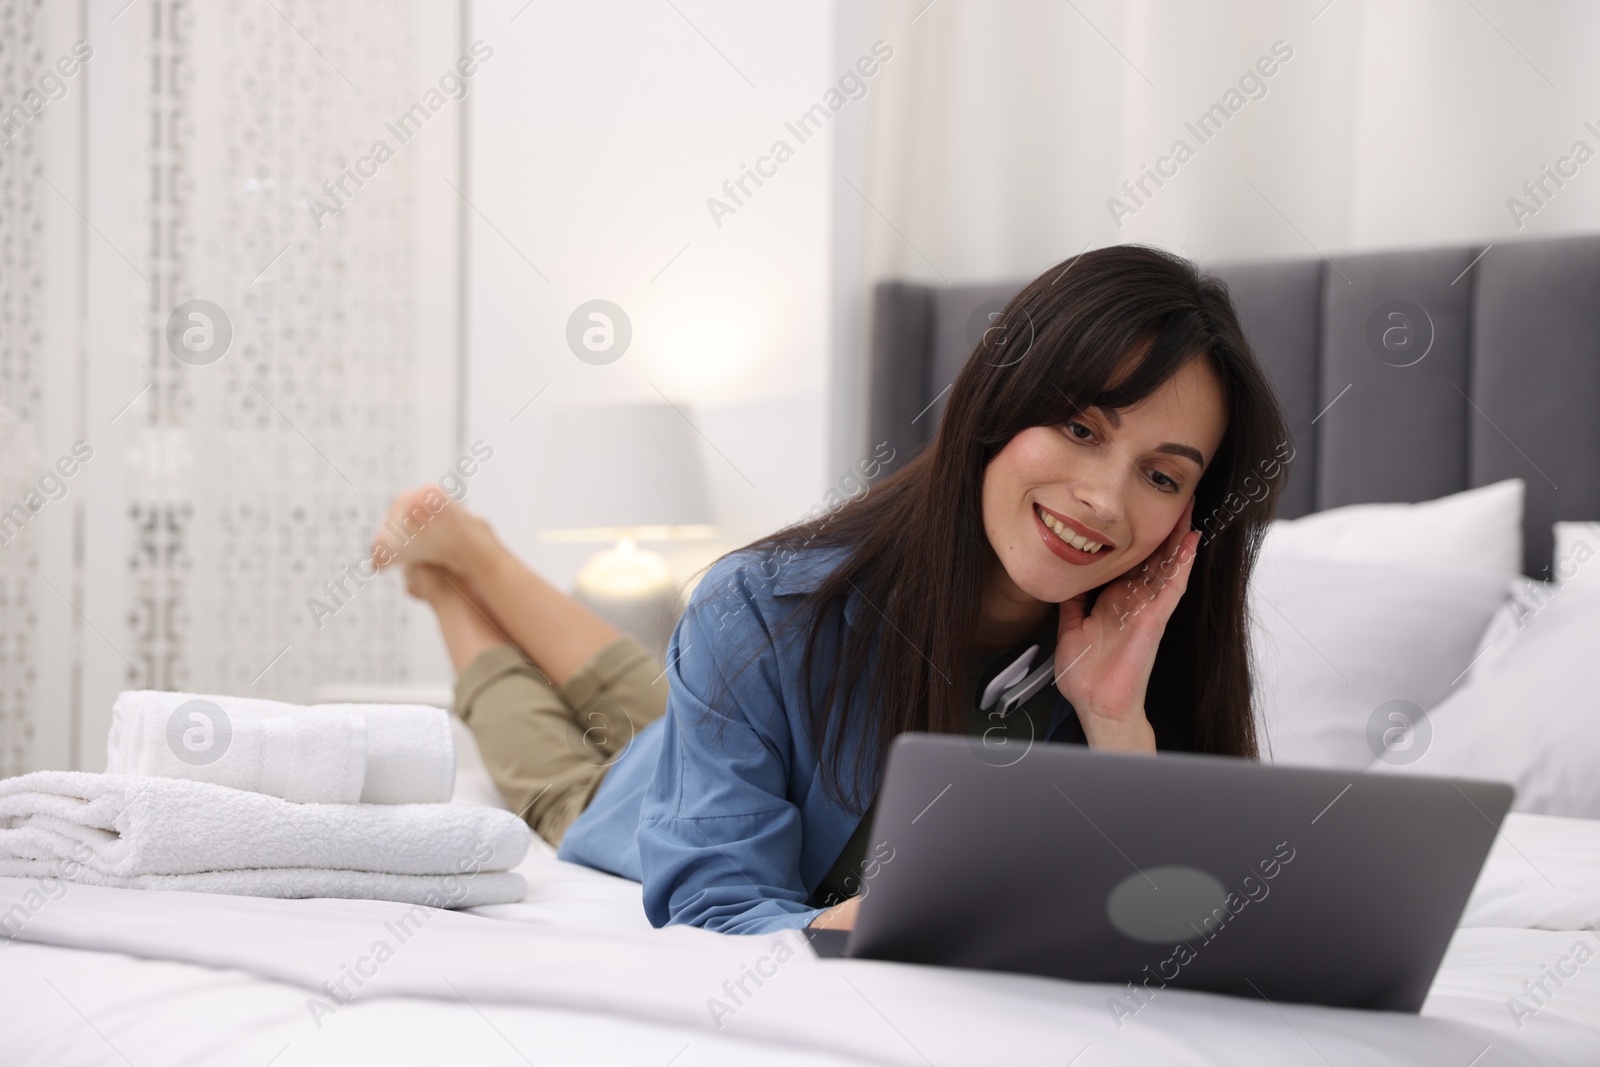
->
[362,700,456,805]
[106,691,454,805]
[0,771,530,908]
[106,690,366,803]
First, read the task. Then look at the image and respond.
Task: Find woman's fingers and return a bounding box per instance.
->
[1099,496,1198,631]
[1159,496,1195,560]
[1149,497,1198,580]
[1059,589,1091,632]
[1148,496,1197,586]
[1144,529,1200,622]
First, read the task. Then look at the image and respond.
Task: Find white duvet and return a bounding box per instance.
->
[2,809,1600,1067]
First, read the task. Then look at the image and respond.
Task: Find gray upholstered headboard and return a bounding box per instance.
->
[868,234,1600,579]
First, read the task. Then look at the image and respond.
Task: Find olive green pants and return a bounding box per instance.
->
[453,636,669,847]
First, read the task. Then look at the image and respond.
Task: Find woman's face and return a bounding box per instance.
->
[981,356,1229,606]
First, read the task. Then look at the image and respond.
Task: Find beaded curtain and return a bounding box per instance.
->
[1,0,449,773]
[0,0,46,775]
[131,0,418,699]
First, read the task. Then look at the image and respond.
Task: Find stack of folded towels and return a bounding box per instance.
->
[0,691,532,908]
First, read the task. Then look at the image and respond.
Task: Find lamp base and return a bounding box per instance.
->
[572,537,685,656]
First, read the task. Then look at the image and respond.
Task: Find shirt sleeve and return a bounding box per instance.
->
[635,559,828,935]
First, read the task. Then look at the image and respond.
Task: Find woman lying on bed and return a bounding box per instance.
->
[373,244,1291,935]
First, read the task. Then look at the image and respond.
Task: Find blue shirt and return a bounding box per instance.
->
[556,542,1083,934]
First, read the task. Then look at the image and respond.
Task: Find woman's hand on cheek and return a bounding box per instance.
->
[1053,496,1199,753]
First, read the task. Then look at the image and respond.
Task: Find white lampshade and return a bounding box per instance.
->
[540,402,716,542]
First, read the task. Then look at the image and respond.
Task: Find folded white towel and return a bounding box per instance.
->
[106,690,455,805]
[0,772,530,908]
[0,862,528,909]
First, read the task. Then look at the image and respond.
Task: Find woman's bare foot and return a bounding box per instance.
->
[375,484,620,688]
[403,562,454,603]
[404,562,509,674]
[372,487,495,579]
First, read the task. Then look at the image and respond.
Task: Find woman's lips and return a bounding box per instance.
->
[1033,504,1112,566]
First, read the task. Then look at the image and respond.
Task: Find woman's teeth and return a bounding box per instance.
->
[1037,505,1104,553]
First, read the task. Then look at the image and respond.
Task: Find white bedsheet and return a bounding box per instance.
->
[2,810,1600,1066]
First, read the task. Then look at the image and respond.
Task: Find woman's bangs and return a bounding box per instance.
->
[1044,312,1211,426]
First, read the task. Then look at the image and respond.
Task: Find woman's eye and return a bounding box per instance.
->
[1065,420,1094,441]
[1148,470,1179,492]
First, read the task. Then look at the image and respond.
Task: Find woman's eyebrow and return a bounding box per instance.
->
[1155,442,1205,467]
[1092,409,1205,467]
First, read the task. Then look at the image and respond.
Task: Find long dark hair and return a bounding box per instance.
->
[744,245,1290,813]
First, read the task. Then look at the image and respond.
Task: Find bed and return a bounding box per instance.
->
[5,235,1600,1064]
[3,721,1600,1066]
[2,723,1600,1065]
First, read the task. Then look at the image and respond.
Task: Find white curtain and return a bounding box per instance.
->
[849,0,1600,285]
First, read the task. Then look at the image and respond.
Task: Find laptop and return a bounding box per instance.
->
[807,733,1512,1012]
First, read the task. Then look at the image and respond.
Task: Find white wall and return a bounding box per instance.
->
[464,0,836,599]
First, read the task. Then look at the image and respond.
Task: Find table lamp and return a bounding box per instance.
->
[539,402,716,650]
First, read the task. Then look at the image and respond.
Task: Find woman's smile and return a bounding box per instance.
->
[1033,502,1115,564]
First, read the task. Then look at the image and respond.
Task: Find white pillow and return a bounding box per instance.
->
[1261,478,1523,575]
[1552,521,1600,591]
[1461,522,1600,685]
[1462,578,1553,686]
[1368,587,1600,819]
[1250,553,1510,769]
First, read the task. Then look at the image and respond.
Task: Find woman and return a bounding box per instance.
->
[375,244,1290,937]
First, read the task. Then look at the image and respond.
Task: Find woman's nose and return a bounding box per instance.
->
[1071,463,1127,524]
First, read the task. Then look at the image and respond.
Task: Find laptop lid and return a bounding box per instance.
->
[837,733,1512,1013]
